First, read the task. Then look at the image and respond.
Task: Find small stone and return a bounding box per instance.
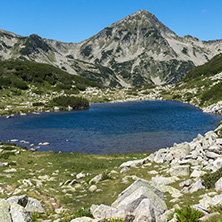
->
[120,166,130,173]
[89,174,102,185]
[89,185,97,192]
[190,170,206,178]
[4,168,17,173]
[70,179,78,186]
[148,170,158,174]
[215,177,222,191]
[64,180,71,185]
[190,179,205,193]
[179,179,192,187]
[76,172,86,179]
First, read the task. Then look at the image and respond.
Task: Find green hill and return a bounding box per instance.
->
[0,60,102,92]
[170,53,222,106]
[0,60,103,115]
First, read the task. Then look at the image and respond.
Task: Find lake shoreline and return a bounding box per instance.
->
[0,100,221,154]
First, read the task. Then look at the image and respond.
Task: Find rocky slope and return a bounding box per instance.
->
[1,10,222,87]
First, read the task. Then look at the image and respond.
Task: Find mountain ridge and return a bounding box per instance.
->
[1,9,222,87]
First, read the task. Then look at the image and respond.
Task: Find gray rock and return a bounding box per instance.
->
[76,172,86,179]
[0,199,12,222]
[120,159,146,168]
[153,149,165,163]
[64,180,72,185]
[208,145,221,154]
[25,197,45,214]
[190,170,206,178]
[112,179,167,220]
[91,204,118,219]
[7,195,28,208]
[216,138,222,145]
[89,185,97,192]
[179,179,192,187]
[212,158,222,171]
[199,213,220,221]
[195,194,222,212]
[181,187,190,193]
[215,177,222,191]
[133,198,155,222]
[89,174,102,185]
[0,162,9,167]
[120,166,130,173]
[10,203,32,222]
[147,153,155,162]
[148,170,158,174]
[205,151,221,159]
[70,179,78,186]
[169,165,190,177]
[151,176,179,186]
[165,153,173,163]
[190,179,205,193]
[70,217,94,222]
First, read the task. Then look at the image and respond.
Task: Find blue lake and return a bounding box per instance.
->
[0,100,221,154]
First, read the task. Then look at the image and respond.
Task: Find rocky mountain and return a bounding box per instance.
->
[1,9,222,87]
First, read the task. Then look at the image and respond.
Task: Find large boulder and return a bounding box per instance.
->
[10,203,32,222]
[92,179,167,221]
[0,199,12,222]
[7,195,28,208]
[25,197,45,214]
[114,179,167,221]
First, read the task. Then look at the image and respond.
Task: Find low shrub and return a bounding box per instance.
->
[0,152,15,159]
[72,205,93,218]
[175,206,204,222]
[32,102,44,106]
[202,168,222,189]
[12,78,28,90]
[101,172,112,181]
[2,146,15,151]
[51,96,89,109]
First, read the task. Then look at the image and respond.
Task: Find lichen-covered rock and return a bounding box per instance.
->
[112,179,167,221]
[0,199,12,222]
[25,197,45,214]
[89,174,102,185]
[215,177,222,191]
[70,217,95,222]
[169,165,190,177]
[92,179,167,221]
[189,179,205,193]
[91,204,118,219]
[7,195,28,208]
[10,203,32,222]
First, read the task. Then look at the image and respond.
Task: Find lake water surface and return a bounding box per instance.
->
[0,100,221,154]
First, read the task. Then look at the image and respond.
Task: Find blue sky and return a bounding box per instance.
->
[1,0,222,43]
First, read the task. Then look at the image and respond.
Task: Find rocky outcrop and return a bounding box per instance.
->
[0,195,45,222]
[91,179,167,222]
[202,101,222,114]
[147,126,222,173]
